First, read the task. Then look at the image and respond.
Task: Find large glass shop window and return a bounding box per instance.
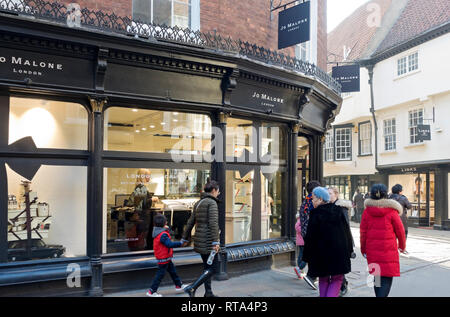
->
[4,97,88,263]
[388,173,434,220]
[226,118,254,159]
[225,170,254,244]
[9,97,88,150]
[6,165,87,262]
[104,168,210,253]
[226,119,286,161]
[261,171,286,240]
[104,107,211,154]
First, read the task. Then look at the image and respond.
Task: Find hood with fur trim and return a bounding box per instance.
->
[364,198,402,215]
[335,199,352,210]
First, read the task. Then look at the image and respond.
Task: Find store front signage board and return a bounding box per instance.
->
[227,240,295,262]
[0,47,94,89]
[278,2,310,49]
[230,82,300,118]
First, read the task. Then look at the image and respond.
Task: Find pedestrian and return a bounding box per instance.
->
[146,214,187,297]
[182,180,221,297]
[302,187,354,297]
[328,187,356,297]
[389,184,412,239]
[353,188,365,223]
[360,184,407,297]
[299,180,321,290]
[294,212,307,279]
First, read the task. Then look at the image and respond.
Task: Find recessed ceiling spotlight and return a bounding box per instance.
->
[161,122,166,125]
[141,128,147,131]
[149,125,155,128]
[135,130,140,133]
[173,119,178,122]
[173,112,179,115]
[132,109,138,112]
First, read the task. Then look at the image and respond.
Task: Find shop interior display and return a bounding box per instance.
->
[7,181,65,261]
[106,169,209,252]
[226,171,253,243]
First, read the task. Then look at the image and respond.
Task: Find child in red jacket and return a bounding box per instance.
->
[146,214,187,297]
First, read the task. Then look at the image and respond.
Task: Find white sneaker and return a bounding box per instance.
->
[146,290,162,297]
[175,284,188,292]
[303,275,318,290]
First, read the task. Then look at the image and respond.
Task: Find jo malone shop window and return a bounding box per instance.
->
[103,107,212,253]
[4,97,88,262]
[225,118,287,244]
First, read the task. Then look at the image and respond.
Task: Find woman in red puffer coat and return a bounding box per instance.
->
[360,184,407,297]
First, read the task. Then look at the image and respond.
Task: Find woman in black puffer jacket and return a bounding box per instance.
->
[182,180,220,297]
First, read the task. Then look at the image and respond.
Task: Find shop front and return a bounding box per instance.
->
[378,163,450,230]
[0,4,341,296]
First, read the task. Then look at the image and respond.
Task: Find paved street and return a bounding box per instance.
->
[107,224,450,297]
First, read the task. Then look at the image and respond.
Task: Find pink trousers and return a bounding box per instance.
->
[319,275,344,297]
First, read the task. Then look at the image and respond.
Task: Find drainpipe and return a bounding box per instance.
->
[367,64,379,171]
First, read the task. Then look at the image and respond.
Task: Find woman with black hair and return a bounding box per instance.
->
[360,184,407,297]
[182,180,220,297]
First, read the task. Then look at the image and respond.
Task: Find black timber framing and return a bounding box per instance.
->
[0,12,342,295]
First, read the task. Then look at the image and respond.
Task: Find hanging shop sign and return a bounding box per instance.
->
[332,64,360,93]
[417,124,431,141]
[0,47,94,89]
[278,1,310,49]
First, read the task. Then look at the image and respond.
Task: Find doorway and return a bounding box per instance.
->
[297,136,310,209]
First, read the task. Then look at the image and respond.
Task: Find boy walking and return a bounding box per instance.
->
[146,214,187,297]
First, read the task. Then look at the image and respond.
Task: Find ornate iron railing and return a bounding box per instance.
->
[0,0,341,93]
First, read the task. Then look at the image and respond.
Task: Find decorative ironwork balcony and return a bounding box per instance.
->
[0,0,341,94]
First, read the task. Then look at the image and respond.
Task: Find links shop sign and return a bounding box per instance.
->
[278,2,310,49]
[0,47,93,89]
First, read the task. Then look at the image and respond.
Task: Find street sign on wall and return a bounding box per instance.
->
[332,64,360,93]
[278,2,310,50]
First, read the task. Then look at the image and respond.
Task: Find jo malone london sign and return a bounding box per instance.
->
[278,1,311,49]
[0,47,94,89]
[332,64,361,93]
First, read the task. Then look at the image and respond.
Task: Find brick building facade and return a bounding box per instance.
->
[38,0,327,70]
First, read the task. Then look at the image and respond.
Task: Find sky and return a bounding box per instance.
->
[327,0,370,33]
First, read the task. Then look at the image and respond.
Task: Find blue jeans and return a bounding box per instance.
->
[150,261,182,292]
[297,246,307,270]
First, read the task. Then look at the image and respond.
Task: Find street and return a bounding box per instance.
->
[107,224,450,297]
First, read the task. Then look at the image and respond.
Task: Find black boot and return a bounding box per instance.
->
[184,270,213,297]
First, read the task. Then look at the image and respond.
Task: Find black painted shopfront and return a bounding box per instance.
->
[0,5,341,296]
[378,162,450,231]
